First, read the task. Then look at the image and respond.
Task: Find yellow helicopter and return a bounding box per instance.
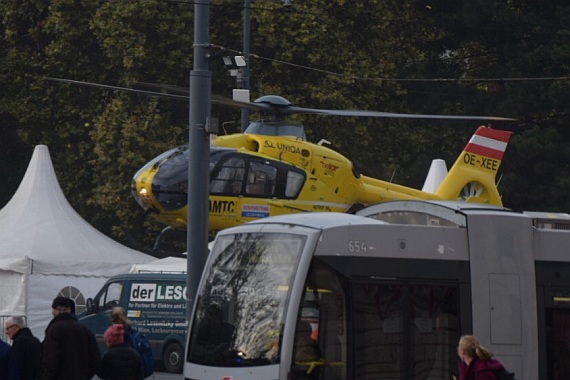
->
[44,78,514,236]
[128,92,514,236]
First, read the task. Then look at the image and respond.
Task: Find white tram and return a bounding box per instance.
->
[183,201,570,380]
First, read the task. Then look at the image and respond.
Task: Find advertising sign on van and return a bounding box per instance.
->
[127,282,188,320]
[130,282,188,302]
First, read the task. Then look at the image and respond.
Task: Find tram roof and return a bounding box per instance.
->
[358,200,510,215]
[358,200,570,230]
[238,201,570,232]
[356,200,518,228]
[244,212,387,230]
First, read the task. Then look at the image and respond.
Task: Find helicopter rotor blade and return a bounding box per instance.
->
[46,77,272,112]
[135,82,274,113]
[45,77,515,121]
[283,107,516,121]
[134,83,281,113]
[45,77,189,101]
[211,95,286,113]
[213,93,515,121]
[133,82,190,97]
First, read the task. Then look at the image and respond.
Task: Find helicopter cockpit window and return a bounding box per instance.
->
[285,171,304,198]
[211,157,245,195]
[246,162,277,197]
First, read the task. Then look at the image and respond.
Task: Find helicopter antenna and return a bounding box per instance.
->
[222,121,235,135]
[317,139,331,146]
[389,168,397,183]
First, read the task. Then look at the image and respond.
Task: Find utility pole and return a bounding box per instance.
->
[241,0,251,131]
[186,0,211,319]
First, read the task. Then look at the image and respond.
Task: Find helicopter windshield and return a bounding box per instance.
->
[140,147,236,212]
[244,121,306,140]
[187,232,306,367]
[131,146,186,209]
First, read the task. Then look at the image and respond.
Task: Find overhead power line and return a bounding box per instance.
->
[210,43,570,84]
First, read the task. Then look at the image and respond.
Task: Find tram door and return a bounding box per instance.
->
[352,281,460,380]
[544,296,570,379]
[538,262,570,380]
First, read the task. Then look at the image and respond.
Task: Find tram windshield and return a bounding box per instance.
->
[187,232,306,367]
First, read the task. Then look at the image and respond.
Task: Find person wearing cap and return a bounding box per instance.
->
[38,296,101,380]
[5,316,42,380]
[98,323,144,380]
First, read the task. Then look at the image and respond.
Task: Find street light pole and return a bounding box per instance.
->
[241,0,251,131]
[186,0,211,319]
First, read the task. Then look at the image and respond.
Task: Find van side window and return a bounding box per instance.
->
[98,282,123,309]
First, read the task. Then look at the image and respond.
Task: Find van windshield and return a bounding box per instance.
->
[187,232,306,367]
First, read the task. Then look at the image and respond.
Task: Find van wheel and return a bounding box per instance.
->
[163,342,183,373]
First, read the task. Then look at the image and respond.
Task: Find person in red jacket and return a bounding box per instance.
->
[457,335,506,380]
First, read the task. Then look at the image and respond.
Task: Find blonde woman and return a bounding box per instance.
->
[110,307,132,341]
[111,307,130,328]
[457,335,508,380]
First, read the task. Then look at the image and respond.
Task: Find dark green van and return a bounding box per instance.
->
[78,273,187,373]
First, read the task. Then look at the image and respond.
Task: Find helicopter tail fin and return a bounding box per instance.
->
[434,126,512,206]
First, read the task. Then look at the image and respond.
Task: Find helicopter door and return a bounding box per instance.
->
[209,157,245,227]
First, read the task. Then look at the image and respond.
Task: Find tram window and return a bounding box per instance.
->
[187,233,307,368]
[292,264,347,380]
[353,284,404,379]
[367,211,461,227]
[410,285,458,379]
[352,282,459,379]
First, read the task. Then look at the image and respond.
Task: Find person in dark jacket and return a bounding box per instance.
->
[457,335,506,380]
[5,316,42,380]
[0,337,19,380]
[98,323,144,380]
[38,296,101,380]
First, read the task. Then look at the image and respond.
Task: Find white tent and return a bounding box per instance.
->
[0,145,154,339]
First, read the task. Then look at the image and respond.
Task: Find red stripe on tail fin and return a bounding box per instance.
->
[464,126,512,160]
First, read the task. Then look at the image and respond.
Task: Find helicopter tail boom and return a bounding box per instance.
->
[355,126,512,207]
